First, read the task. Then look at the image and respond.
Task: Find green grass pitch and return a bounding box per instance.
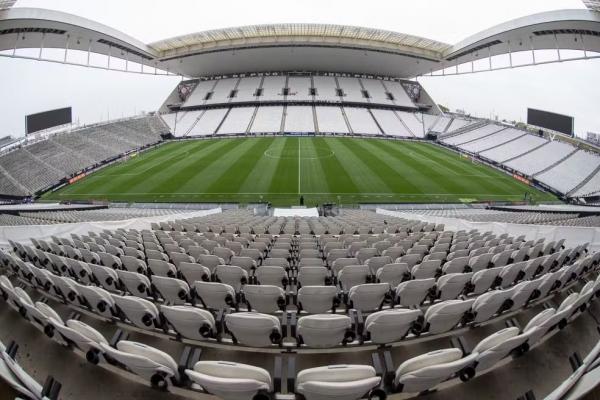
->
[44,137,556,206]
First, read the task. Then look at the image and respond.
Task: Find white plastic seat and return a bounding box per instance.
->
[76,283,115,317]
[196,254,225,273]
[48,275,80,303]
[398,254,423,269]
[471,290,513,323]
[348,283,390,312]
[297,314,353,347]
[365,309,423,344]
[297,267,330,287]
[471,267,502,295]
[395,278,436,307]
[442,256,470,274]
[491,250,513,268]
[424,299,475,334]
[262,257,290,270]
[473,327,530,371]
[179,262,211,285]
[147,259,177,277]
[243,285,286,313]
[297,286,340,314]
[356,248,379,264]
[499,262,524,288]
[113,295,160,329]
[99,341,179,388]
[88,263,120,291]
[230,256,257,273]
[376,263,410,287]
[338,265,370,291]
[394,348,479,393]
[186,361,272,400]
[121,255,147,274]
[298,257,324,269]
[214,247,234,264]
[215,265,248,292]
[411,260,441,280]
[365,256,392,274]
[98,252,122,269]
[161,305,215,340]
[54,319,108,359]
[296,365,380,400]
[255,266,289,288]
[331,258,360,275]
[507,280,541,311]
[152,276,191,305]
[522,308,557,346]
[194,281,236,310]
[468,251,492,271]
[117,270,151,296]
[65,259,93,284]
[225,312,282,347]
[436,273,473,301]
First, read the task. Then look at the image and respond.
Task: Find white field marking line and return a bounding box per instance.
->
[57,192,529,197]
[298,138,301,194]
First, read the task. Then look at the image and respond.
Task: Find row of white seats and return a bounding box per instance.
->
[2,275,597,400]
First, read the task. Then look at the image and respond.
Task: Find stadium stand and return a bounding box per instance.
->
[371,109,414,137]
[0,116,165,196]
[459,128,525,154]
[216,107,255,135]
[345,107,381,135]
[284,106,316,133]
[441,123,504,146]
[536,150,600,194]
[480,133,548,163]
[1,208,598,400]
[315,106,349,133]
[250,106,284,133]
[504,140,578,177]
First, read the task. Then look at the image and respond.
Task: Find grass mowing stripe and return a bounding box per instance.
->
[268,137,298,197]
[329,138,393,194]
[62,141,209,196]
[300,138,330,195]
[205,138,275,193]
[399,141,519,195]
[238,137,286,194]
[362,139,438,193]
[176,139,258,193]
[312,137,359,194]
[146,139,240,194]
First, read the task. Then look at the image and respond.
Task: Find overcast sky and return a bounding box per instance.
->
[1,0,599,137]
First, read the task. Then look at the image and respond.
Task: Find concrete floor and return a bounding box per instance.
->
[1,278,600,399]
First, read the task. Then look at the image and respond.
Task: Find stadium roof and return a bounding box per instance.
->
[1,7,600,77]
[0,0,16,10]
[583,0,600,11]
[150,23,451,58]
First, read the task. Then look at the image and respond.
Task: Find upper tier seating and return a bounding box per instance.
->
[0,116,166,196]
[458,128,524,154]
[479,133,547,163]
[536,150,600,194]
[181,75,417,109]
[441,124,504,146]
[504,140,576,177]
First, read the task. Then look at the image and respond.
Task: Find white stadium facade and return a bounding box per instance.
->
[1,2,600,400]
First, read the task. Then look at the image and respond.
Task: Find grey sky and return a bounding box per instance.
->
[1,0,598,137]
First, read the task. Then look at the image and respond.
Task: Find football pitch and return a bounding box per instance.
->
[44,137,556,206]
